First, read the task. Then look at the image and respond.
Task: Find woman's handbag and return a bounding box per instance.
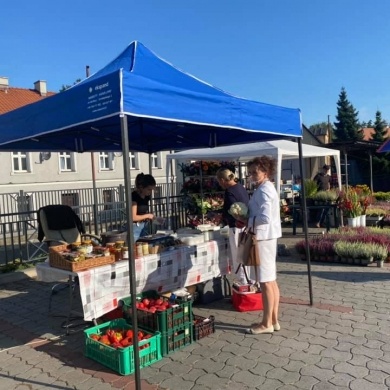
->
[237,217,260,266]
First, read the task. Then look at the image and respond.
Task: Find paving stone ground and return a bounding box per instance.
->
[1,227,390,389]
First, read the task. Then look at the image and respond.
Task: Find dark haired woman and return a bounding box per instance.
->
[132,173,156,241]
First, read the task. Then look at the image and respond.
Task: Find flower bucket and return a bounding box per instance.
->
[347,217,359,227]
[359,214,366,227]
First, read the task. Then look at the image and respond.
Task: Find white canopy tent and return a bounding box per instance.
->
[167,139,341,194]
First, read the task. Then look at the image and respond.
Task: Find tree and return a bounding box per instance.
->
[59,79,82,92]
[309,122,329,134]
[372,110,387,142]
[333,87,362,141]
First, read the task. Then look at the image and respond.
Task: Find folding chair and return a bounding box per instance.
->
[37,205,101,333]
[37,204,101,247]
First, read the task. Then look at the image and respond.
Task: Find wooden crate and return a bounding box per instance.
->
[49,244,115,272]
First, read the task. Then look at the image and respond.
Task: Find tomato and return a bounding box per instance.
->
[155,298,163,306]
[148,306,157,313]
[137,331,145,340]
[142,298,150,307]
[126,329,134,339]
[90,334,100,341]
[100,335,111,345]
[120,337,132,347]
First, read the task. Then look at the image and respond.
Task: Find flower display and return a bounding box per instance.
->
[182,193,224,215]
[338,186,362,218]
[228,202,249,219]
[187,213,223,228]
[355,184,373,215]
[180,160,237,176]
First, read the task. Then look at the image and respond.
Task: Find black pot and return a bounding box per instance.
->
[100,230,128,246]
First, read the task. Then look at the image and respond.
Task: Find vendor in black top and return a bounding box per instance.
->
[313,164,331,228]
[216,168,250,284]
[132,173,156,241]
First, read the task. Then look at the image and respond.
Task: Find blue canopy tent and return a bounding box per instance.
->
[0,41,301,152]
[377,138,390,153]
[0,41,306,388]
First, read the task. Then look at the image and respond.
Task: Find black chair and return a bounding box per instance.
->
[37,205,101,333]
[37,204,101,246]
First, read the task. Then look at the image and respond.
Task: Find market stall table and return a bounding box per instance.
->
[37,239,230,323]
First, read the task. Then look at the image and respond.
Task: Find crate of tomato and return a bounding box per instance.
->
[84,318,161,376]
[121,290,193,333]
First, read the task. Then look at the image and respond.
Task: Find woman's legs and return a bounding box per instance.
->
[251,239,279,331]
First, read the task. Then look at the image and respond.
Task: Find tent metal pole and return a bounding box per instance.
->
[369,151,373,192]
[90,153,99,235]
[297,138,313,305]
[85,65,99,235]
[344,151,348,188]
[120,115,142,390]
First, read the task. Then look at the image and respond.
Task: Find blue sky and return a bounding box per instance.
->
[2,0,390,127]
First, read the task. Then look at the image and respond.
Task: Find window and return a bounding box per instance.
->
[129,152,139,169]
[12,152,30,173]
[59,152,74,172]
[99,152,114,170]
[151,152,162,169]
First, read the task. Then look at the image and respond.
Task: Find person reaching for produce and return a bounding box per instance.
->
[216,167,250,284]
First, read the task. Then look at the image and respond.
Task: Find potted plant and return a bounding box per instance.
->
[303,179,318,201]
[365,207,387,227]
[370,244,388,268]
[339,186,362,226]
[334,241,356,264]
[313,190,339,205]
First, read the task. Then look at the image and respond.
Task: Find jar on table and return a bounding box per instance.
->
[106,242,116,254]
[121,246,129,260]
[114,248,122,261]
[135,243,143,258]
[71,242,81,251]
[142,242,149,256]
[81,240,93,254]
[115,240,125,249]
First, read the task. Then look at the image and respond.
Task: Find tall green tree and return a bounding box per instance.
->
[333,87,362,141]
[372,110,387,142]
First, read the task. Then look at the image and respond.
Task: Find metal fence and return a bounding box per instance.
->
[0,183,186,267]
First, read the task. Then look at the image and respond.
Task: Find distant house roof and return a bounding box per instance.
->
[361,127,390,141]
[0,83,55,114]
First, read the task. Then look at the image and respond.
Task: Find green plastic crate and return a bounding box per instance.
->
[121,291,193,333]
[161,323,193,356]
[84,318,161,376]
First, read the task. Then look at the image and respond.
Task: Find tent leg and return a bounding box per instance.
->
[297,138,314,305]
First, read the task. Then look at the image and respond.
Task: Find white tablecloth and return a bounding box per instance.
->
[36,239,230,321]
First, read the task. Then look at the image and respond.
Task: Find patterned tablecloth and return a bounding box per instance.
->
[36,239,231,321]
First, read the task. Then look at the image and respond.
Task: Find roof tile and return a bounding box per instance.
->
[0,87,55,114]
